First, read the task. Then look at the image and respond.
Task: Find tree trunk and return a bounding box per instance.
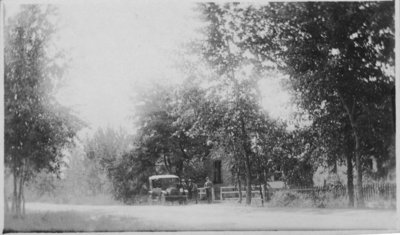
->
[391,86,395,131]
[346,153,355,207]
[237,169,242,203]
[354,132,364,207]
[239,116,252,206]
[11,163,28,218]
[18,172,25,218]
[4,169,10,213]
[259,181,264,207]
[19,170,26,217]
[346,135,355,207]
[163,154,171,173]
[263,169,270,201]
[5,187,9,213]
[22,185,26,216]
[339,94,364,207]
[245,155,252,205]
[12,170,18,217]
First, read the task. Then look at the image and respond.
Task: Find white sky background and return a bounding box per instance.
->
[5,1,295,135]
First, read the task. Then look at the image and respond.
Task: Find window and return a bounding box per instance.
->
[213,160,222,184]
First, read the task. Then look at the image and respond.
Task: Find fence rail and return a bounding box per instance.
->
[197,187,215,200]
[359,183,396,200]
[220,185,265,200]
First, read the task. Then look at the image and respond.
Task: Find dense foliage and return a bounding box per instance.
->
[196,1,394,207]
[8,2,394,208]
[99,2,394,205]
[4,5,83,217]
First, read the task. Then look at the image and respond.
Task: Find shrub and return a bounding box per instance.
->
[268,188,395,209]
[268,189,348,208]
[365,198,396,209]
[268,190,314,208]
[317,192,348,208]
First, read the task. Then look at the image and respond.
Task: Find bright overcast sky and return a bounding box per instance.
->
[5,1,295,134]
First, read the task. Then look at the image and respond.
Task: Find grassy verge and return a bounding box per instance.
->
[266,190,396,209]
[4,211,94,232]
[25,193,121,206]
[220,191,396,209]
[3,210,146,232]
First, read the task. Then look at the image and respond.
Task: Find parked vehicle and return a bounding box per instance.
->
[148,175,188,204]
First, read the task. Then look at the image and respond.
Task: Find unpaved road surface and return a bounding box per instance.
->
[4,202,398,233]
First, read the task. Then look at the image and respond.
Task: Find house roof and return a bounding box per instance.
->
[149,175,179,180]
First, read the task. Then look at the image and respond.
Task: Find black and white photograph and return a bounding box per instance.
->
[2,0,398,233]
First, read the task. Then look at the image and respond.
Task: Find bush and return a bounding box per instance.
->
[268,190,314,208]
[268,189,395,209]
[365,198,396,209]
[317,192,348,208]
[268,189,348,208]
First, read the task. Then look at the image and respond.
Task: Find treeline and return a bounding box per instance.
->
[4,6,84,217]
[81,2,395,207]
[4,1,394,216]
[76,82,317,204]
[191,2,395,207]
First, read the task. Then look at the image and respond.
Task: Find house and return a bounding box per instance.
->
[203,158,285,200]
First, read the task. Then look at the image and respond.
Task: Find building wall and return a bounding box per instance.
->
[204,158,232,186]
[203,157,233,200]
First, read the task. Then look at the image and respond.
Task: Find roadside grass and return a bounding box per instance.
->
[3,211,143,232]
[26,193,121,206]
[365,198,396,209]
[4,211,91,232]
[220,193,396,210]
[3,202,396,232]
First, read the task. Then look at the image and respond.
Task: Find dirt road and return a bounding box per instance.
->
[4,202,398,233]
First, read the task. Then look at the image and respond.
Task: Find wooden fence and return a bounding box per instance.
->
[218,183,396,201]
[220,185,264,200]
[359,183,396,200]
[197,187,215,200]
[288,183,396,200]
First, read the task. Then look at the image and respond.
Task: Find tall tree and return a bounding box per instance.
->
[4,5,82,217]
[83,127,132,195]
[263,2,393,207]
[107,82,212,203]
[196,3,316,205]
[215,2,395,207]
[197,3,264,205]
[195,83,266,205]
[131,83,211,178]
